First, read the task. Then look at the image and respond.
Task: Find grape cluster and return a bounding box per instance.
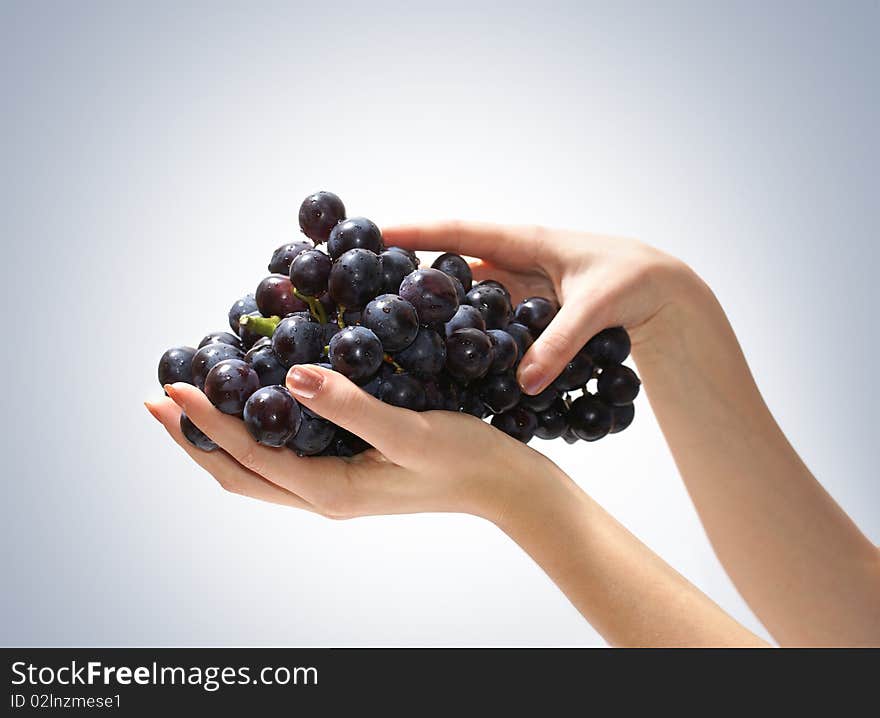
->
[157,191,641,456]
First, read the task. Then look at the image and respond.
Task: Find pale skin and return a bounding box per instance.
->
[146,222,880,647]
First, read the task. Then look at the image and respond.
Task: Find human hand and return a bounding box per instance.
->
[383,222,697,395]
[146,364,556,521]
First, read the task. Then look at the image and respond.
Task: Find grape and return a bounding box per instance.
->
[444,304,486,338]
[198,331,243,350]
[476,279,511,303]
[568,394,613,441]
[432,252,473,291]
[491,407,537,443]
[459,387,489,418]
[505,322,534,356]
[238,311,265,350]
[243,385,302,447]
[245,342,288,387]
[256,274,308,317]
[290,248,332,297]
[158,346,196,388]
[399,268,459,324]
[378,249,415,295]
[298,191,346,244]
[435,373,462,411]
[271,314,326,367]
[377,373,427,411]
[326,430,371,458]
[610,402,635,434]
[287,407,337,456]
[329,326,384,381]
[597,364,641,406]
[191,343,244,390]
[393,326,446,377]
[514,297,557,336]
[362,294,419,352]
[268,241,313,274]
[553,347,594,392]
[385,245,420,266]
[450,276,467,304]
[328,217,383,259]
[518,385,558,412]
[466,283,512,330]
[180,412,217,451]
[478,373,522,413]
[445,328,494,380]
[328,248,382,308]
[562,427,580,444]
[204,358,260,416]
[250,336,271,351]
[534,398,568,440]
[228,294,258,334]
[486,329,519,374]
[585,327,631,367]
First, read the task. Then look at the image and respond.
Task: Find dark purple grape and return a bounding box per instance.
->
[322,321,341,346]
[393,326,446,377]
[250,336,271,351]
[328,430,371,458]
[609,402,635,434]
[422,378,444,410]
[552,347,594,392]
[377,373,427,411]
[243,385,302,447]
[518,385,558,412]
[180,412,217,451]
[445,328,494,380]
[399,268,459,324]
[514,297,557,336]
[476,279,511,303]
[289,248,332,297]
[597,365,641,406]
[563,427,580,444]
[360,370,386,399]
[328,248,382,308]
[486,329,519,374]
[459,387,490,418]
[466,283,513,330]
[204,358,260,416]
[362,294,419,352]
[287,407,337,456]
[385,245,420,266]
[478,373,522,413]
[329,326,384,381]
[298,191,346,244]
[450,276,467,304]
[432,252,473,291]
[505,322,534,356]
[586,327,632,367]
[271,314,325,367]
[158,346,196,388]
[444,304,486,338]
[237,311,265,350]
[256,274,308,317]
[534,398,568,440]
[198,331,243,350]
[245,342,288,387]
[327,217,383,259]
[228,294,258,334]
[568,394,613,441]
[378,249,416,295]
[491,407,537,443]
[268,241,313,274]
[191,343,244,390]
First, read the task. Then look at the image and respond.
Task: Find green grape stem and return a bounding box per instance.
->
[239,314,280,337]
[383,354,405,374]
[293,289,328,324]
[337,306,347,329]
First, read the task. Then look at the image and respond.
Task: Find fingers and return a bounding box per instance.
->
[286,364,425,465]
[382,221,546,268]
[145,397,315,511]
[516,289,612,395]
[162,382,329,504]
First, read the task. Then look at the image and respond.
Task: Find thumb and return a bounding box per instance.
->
[286,364,415,462]
[516,291,610,395]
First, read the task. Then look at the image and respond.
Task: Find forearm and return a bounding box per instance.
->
[494,462,766,647]
[632,267,880,646]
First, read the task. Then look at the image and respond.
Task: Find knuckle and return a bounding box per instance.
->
[238,446,265,474]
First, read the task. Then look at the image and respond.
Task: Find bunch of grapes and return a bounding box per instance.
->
[157,191,641,457]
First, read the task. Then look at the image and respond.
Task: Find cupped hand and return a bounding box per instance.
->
[146,364,553,521]
[383,222,695,395]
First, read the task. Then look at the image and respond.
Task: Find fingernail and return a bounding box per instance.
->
[518,363,547,396]
[288,366,324,399]
[144,401,161,421]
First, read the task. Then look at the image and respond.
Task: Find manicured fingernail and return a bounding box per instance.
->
[518,363,547,396]
[288,366,324,399]
[164,384,180,401]
[144,401,161,421]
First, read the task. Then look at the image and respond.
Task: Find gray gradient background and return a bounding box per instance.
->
[1,1,877,646]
